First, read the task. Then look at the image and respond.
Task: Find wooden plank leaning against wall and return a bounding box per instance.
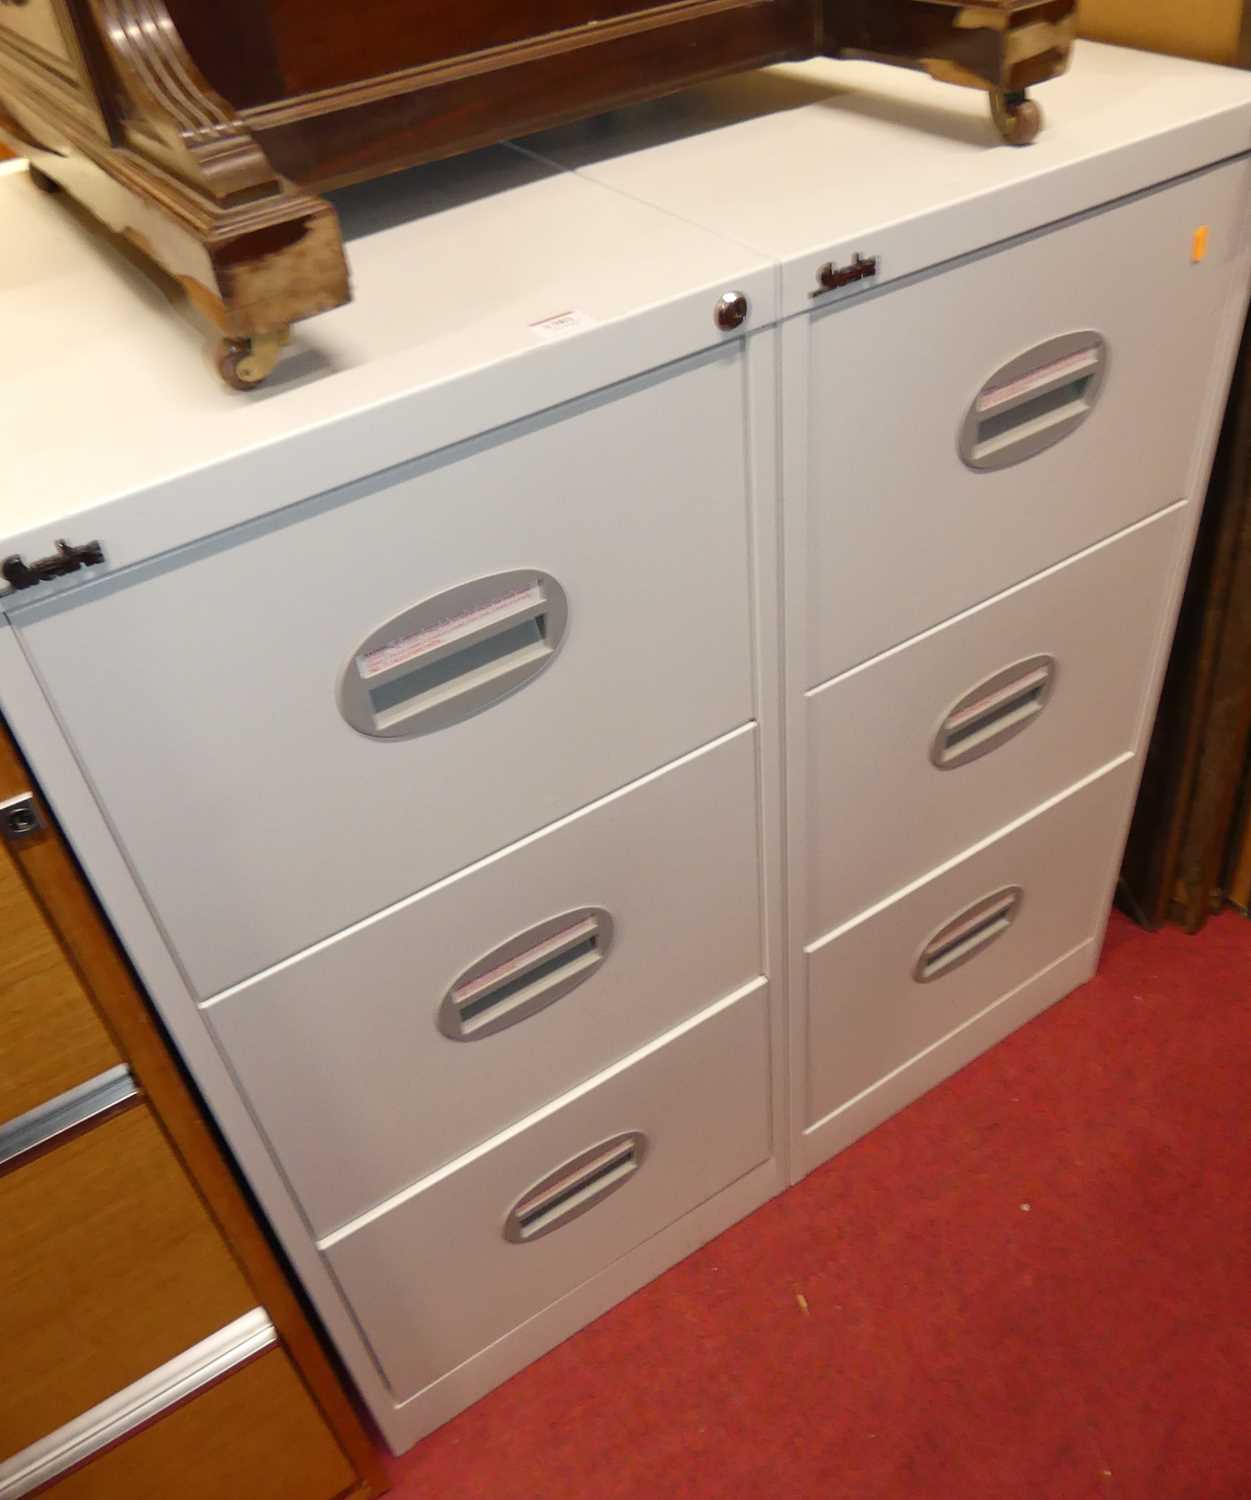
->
[1080,0,1251,64]
[0,716,387,1498]
[1080,0,1251,929]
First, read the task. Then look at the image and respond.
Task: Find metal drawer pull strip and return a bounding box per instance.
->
[959,332,1107,471]
[504,1131,647,1244]
[931,656,1056,770]
[339,569,569,739]
[914,887,1024,985]
[0,1066,138,1174]
[0,1309,276,1498]
[439,908,614,1041]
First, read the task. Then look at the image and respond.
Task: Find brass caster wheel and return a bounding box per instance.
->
[27,164,62,194]
[215,329,290,391]
[991,90,1042,147]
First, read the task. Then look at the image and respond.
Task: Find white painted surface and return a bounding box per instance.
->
[802,162,1250,682]
[15,348,755,995]
[522,43,1251,316]
[324,980,771,1402]
[205,727,762,1234]
[804,760,1135,1138]
[801,940,1097,1179]
[806,507,1185,941]
[0,149,772,583]
[385,1153,783,1448]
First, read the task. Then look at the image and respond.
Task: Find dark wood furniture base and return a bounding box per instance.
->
[1,1,1075,385]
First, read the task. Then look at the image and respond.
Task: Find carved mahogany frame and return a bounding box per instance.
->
[0,0,1075,385]
[0,0,349,355]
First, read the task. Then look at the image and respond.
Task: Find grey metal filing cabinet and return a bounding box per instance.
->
[3,40,1251,1454]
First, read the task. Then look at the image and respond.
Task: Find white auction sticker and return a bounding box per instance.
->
[529,309,598,342]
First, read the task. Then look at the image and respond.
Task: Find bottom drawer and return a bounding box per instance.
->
[805,760,1134,1131]
[324,981,771,1402]
[38,1347,355,1500]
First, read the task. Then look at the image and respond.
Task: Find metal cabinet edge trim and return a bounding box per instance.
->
[0,1066,138,1174]
[0,1309,277,1499]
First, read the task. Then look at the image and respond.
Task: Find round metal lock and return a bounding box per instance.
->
[714,291,749,332]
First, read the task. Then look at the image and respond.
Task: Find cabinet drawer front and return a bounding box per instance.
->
[324,982,771,1402]
[806,161,1247,686]
[33,1347,354,1500]
[206,728,762,1235]
[0,839,121,1129]
[805,761,1133,1131]
[17,350,755,998]
[806,508,1183,941]
[0,1101,255,1458]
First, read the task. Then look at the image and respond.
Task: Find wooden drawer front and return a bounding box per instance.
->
[806,507,1183,942]
[805,760,1134,1134]
[18,350,755,999]
[324,981,771,1403]
[32,1346,355,1500]
[806,160,1247,687]
[259,0,791,89]
[0,839,121,1129]
[206,727,762,1236]
[0,1101,254,1458]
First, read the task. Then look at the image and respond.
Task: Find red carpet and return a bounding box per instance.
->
[384,912,1251,1499]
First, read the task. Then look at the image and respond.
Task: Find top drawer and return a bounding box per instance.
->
[805,160,1249,687]
[17,349,755,996]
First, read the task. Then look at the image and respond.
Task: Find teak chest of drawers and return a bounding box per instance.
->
[2,42,1250,1454]
[0,722,385,1496]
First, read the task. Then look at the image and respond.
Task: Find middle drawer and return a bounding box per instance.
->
[206,727,762,1236]
[806,506,1183,942]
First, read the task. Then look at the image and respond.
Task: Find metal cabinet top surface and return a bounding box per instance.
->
[0,146,772,592]
[523,43,1251,315]
[4,41,1251,595]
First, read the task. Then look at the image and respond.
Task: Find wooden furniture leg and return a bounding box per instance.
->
[0,0,349,388]
[825,0,1077,144]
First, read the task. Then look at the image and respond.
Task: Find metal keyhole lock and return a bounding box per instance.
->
[1,794,46,844]
[714,291,749,331]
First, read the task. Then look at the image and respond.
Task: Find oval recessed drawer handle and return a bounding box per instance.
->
[913,886,1024,985]
[504,1131,647,1244]
[930,654,1057,770]
[959,332,1107,471]
[338,569,569,739]
[437,907,614,1042]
